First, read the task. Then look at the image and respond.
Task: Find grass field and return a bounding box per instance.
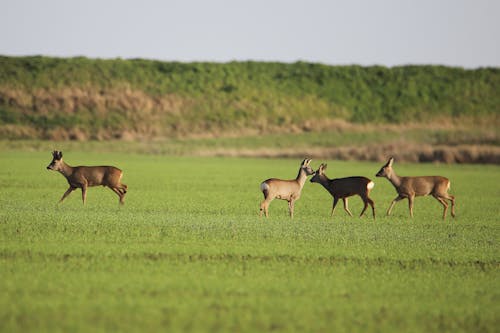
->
[0,150,499,332]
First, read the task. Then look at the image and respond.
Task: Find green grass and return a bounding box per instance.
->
[1,121,498,158]
[0,151,499,332]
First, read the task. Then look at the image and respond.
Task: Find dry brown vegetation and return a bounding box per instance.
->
[202,144,500,164]
[1,86,499,164]
[0,86,195,140]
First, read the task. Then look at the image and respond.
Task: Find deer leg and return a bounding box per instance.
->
[81,184,88,205]
[288,200,295,219]
[368,197,376,219]
[387,195,404,216]
[331,197,339,217]
[408,195,415,218]
[260,198,272,218]
[443,200,449,220]
[59,186,76,203]
[342,198,353,217]
[259,200,266,217]
[442,194,456,218]
[111,187,125,205]
[360,195,375,219]
[120,188,127,203]
[434,195,449,220]
[119,183,128,194]
[449,195,456,218]
[359,195,368,217]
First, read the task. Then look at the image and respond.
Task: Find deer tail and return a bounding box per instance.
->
[260,182,270,198]
[367,181,375,190]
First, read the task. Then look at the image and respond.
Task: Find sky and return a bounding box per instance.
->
[1,0,499,68]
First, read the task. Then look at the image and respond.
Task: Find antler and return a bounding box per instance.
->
[52,150,63,159]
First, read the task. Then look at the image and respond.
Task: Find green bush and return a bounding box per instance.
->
[0,56,498,138]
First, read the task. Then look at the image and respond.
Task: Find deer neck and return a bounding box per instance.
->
[387,169,402,189]
[295,168,308,188]
[317,175,333,193]
[58,161,75,179]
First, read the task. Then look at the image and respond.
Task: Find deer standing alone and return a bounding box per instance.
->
[46,151,128,205]
[259,158,314,218]
[310,163,375,218]
[375,157,455,219]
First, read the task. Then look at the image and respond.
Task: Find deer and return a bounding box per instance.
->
[310,163,375,219]
[46,150,128,205]
[259,158,315,218]
[375,157,455,220]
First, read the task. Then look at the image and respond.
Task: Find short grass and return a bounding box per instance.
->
[1,123,498,156]
[0,151,498,333]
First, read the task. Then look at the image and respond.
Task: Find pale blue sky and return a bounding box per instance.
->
[2,0,499,68]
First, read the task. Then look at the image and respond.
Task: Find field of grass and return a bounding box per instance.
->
[1,121,499,164]
[0,150,498,332]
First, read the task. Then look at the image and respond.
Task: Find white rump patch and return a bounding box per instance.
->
[367,181,375,190]
[260,182,269,192]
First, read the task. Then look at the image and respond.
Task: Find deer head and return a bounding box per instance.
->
[301,158,315,176]
[376,157,394,178]
[310,163,327,183]
[47,150,64,171]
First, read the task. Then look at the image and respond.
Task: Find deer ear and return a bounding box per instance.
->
[388,157,394,167]
[322,163,328,170]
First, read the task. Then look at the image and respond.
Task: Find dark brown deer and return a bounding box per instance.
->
[376,157,455,219]
[259,158,315,218]
[310,163,375,218]
[46,151,128,205]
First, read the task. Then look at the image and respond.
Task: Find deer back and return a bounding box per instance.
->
[262,178,301,199]
[311,163,373,197]
[399,176,450,197]
[70,166,123,187]
[331,177,372,196]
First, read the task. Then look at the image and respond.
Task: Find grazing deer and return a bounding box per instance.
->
[375,157,455,219]
[46,150,128,205]
[310,163,375,218]
[259,158,314,218]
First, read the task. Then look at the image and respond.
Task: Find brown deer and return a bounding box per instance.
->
[310,163,375,218]
[46,150,128,205]
[375,157,455,219]
[259,158,315,218]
